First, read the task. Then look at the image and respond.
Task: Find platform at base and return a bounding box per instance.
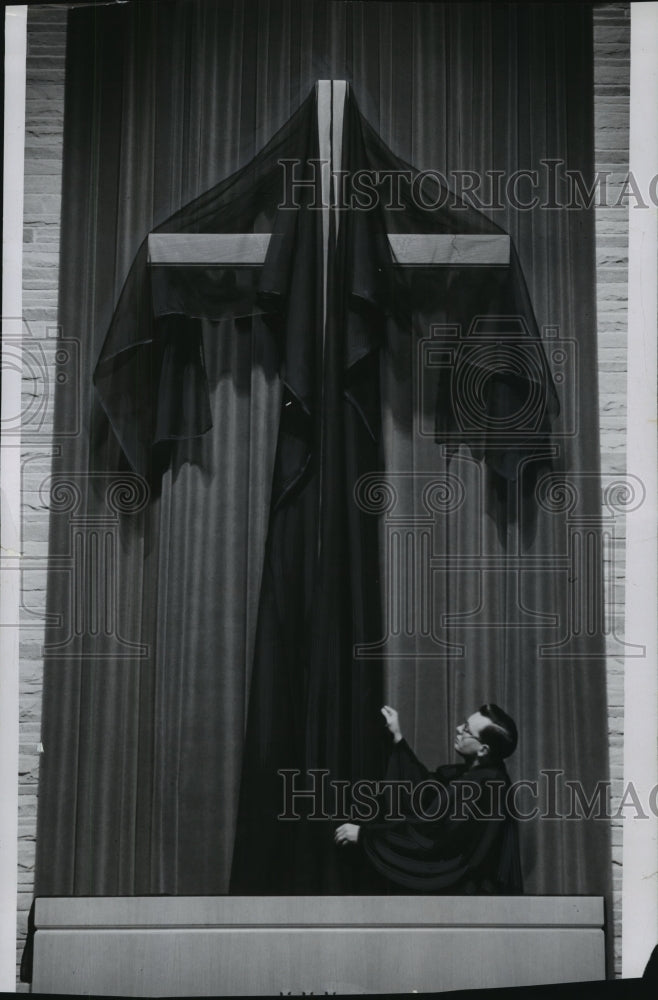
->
[31,894,606,996]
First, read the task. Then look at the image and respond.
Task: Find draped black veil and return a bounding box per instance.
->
[93,85,558,892]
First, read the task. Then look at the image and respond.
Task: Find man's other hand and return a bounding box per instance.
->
[334,823,360,846]
[381,705,402,743]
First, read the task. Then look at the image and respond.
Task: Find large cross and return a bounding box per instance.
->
[148,80,510,274]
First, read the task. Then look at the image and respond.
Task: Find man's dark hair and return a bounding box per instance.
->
[478,704,518,761]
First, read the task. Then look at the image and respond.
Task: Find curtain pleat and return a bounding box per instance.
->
[35,0,609,907]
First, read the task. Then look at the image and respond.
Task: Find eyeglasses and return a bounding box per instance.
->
[459,719,483,743]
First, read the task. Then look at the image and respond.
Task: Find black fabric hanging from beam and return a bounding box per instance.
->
[33,2,609,919]
[92,82,559,892]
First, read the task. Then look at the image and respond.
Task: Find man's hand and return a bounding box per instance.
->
[334,823,360,846]
[381,705,402,743]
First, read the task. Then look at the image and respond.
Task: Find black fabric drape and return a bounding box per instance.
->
[34,0,609,918]
[89,82,558,892]
[231,91,561,891]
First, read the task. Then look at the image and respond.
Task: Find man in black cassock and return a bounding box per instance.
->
[335,704,523,894]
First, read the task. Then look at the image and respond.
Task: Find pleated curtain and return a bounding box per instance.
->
[35,0,609,909]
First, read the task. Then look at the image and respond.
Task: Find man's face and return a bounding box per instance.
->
[454,711,490,760]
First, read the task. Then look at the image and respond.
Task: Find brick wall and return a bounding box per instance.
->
[17,3,66,988]
[16,1,631,984]
[593,1,630,979]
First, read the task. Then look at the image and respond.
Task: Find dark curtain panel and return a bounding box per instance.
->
[35,0,609,910]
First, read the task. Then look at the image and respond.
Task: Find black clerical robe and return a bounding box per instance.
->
[359,739,523,894]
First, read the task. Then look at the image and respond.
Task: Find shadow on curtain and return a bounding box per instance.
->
[34,0,609,913]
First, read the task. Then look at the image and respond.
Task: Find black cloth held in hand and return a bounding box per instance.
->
[359,738,523,894]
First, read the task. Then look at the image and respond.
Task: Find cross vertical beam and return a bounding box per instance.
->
[316,79,347,314]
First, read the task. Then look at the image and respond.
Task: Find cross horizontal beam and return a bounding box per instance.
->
[149,82,510,269]
[148,232,511,267]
